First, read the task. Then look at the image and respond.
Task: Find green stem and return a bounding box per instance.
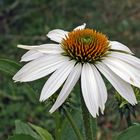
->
[91,117,97,140]
[54,112,61,140]
[80,82,97,140]
[63,108,84,140]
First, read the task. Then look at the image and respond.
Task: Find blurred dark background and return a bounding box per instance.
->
[0,0,140,140]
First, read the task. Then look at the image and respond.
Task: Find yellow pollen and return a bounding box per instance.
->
[61,28,110,63]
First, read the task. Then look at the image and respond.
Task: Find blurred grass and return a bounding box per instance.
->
[0,0,140,140]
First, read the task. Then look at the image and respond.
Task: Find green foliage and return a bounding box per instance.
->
[15,120,41,140]
[7,134,36,140]
[9,120,54,140]
[0,58,21,76]
[29,123,54,140]
[114,124,140,140]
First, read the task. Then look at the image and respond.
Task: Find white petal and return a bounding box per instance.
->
[96,62,137,105]
[18,44,39,50]
[47,29,68,43]
[40,60,76,101]
[91,65,107,113]
[13,55,69,82]
[108,52,140,70]
[110,41,133,54]
[103,57,140,88]
[74,23,86,30]
[49,63,82,113]
[33,44,64,54]
[21,50,44,62]
[81,63,99,118]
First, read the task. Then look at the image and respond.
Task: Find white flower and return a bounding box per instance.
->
[13,23,140,118]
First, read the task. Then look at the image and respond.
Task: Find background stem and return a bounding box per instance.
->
[54,112,61,140]
[63,108,84,140]
[91,117,97,140]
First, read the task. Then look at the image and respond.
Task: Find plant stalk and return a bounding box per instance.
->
[54,112,61,140]
[91,117,97,140]
[63,108,84,140]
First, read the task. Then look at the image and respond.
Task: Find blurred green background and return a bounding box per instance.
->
[0,0,140,140]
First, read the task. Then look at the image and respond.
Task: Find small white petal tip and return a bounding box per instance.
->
[39,97,44,102]
[17,45,26,49]
[49,109,54,114]
[74,23,86,30]
[131,100,137,105]
[17,45,30,50]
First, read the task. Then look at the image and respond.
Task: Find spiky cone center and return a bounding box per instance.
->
[61,28,110,63]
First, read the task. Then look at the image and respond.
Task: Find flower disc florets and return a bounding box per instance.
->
[61,29,110,63]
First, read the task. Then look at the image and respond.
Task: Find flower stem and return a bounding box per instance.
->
[91,117,97,140]
[80,83,97,140]
[63,108,84,140]
[53,112,61,140]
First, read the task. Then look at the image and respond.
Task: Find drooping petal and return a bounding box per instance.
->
[21,50,44,62]
[108,52,140,70]
[13,55,69,82]
[32,44,64,54]
[81,63,99,118]
[96,62,137,105]
[110,41,133,54]
[103,57,140,88]
[47,29,68,43]
[40,60,76,102]
[91,65,107,113]
[49,63,82,113]
[74,23,86,30]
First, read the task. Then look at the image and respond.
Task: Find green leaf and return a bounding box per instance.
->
[29,123,54,140]
[7,134,37,140]
[0,58,21,76]
[15,120,41,140]
[114,125,140,140]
